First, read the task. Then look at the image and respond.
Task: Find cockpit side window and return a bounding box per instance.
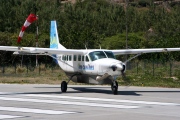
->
[89,51,107,61]
[85,56,89,62]
[82,56,84,61]
[104,51,115,59]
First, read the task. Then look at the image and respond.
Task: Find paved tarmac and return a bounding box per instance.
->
[0,84,180,120]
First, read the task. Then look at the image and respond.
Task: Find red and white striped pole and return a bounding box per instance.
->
[36,15,38,67]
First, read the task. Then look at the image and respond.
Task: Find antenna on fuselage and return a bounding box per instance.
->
[85,45,87,50]
[99,44,101,49]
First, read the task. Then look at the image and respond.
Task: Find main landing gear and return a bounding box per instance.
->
[61,81,67,92]
[61,74,77,93]
[111,81,118,95]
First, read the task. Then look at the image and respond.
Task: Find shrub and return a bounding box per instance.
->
[16,66,26,73]
[138,0,150,7]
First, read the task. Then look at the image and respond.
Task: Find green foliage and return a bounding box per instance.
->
[138,0,150,7]
[101,32,145,49]
[0,0,179,63]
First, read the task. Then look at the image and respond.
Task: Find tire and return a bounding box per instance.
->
[61,81,67,92]
[112,86,118,95]
[111,81,118,95]
[115,81,118,89]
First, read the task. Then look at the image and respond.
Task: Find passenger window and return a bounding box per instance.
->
[64,55,66,61]
[67,55,69,61]
[78,55,81,61]
[62,55,65,61]
[69,55,72,61]
[74,55,76,61]
[86,56,89,62]
[82,56,84,61]
[58,56,61,60]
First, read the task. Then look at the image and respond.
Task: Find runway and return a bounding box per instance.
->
[0,84,180,120]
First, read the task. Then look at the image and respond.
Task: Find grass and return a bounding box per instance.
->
[118,61,180,88]
[0,65,68,84]
[118,74,180,88]
[0,62,180,88]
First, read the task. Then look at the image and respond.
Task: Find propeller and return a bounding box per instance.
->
[111,65,117,71]
[111,63,127,81]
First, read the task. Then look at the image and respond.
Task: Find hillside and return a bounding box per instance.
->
[62,0,180,12]
[63,0,180,5]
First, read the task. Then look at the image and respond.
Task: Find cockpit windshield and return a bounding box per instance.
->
[89,51,106,61]
[89,51,115,61]
[104,51,115,59]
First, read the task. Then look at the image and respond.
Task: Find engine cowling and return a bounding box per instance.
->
[111,63,126,72]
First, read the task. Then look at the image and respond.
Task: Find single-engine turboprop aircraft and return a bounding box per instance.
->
[0,21,180,95]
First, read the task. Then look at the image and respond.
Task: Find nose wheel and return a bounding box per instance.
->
[111,81,118,95]
[61,81,67,92]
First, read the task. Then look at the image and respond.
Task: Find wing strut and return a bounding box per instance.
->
[124,53,142,64]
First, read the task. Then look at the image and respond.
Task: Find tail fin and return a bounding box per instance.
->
[50,21,66,64]
[50,21,66,50]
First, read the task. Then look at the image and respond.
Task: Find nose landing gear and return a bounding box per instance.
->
[111,81,118,95]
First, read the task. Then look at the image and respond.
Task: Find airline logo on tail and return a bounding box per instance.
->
[50,21,59,49]
[50,21,59,64]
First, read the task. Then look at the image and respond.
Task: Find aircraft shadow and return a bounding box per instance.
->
[1,86,180,96]
[34,86,141,96]
[33,86,180,96]
[69,87,140,96]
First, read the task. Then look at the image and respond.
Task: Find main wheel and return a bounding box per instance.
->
[61,81,67,92]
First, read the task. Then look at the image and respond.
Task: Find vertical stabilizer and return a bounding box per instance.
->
[50,21,66,64]
[50,21,66,50]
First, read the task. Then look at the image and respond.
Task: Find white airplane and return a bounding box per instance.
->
[0,21,180,95]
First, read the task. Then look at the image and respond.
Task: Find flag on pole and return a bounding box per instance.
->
[17,13,38,43]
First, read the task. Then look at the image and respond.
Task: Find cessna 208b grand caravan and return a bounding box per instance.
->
[0,21,180,95]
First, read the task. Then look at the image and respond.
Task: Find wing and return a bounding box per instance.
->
[111,48,180,55]
[0,46,86,55]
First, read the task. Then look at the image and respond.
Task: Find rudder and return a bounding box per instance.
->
[50,20,66,50]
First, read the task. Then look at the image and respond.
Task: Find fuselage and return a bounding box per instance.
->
[55,49,126,84]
